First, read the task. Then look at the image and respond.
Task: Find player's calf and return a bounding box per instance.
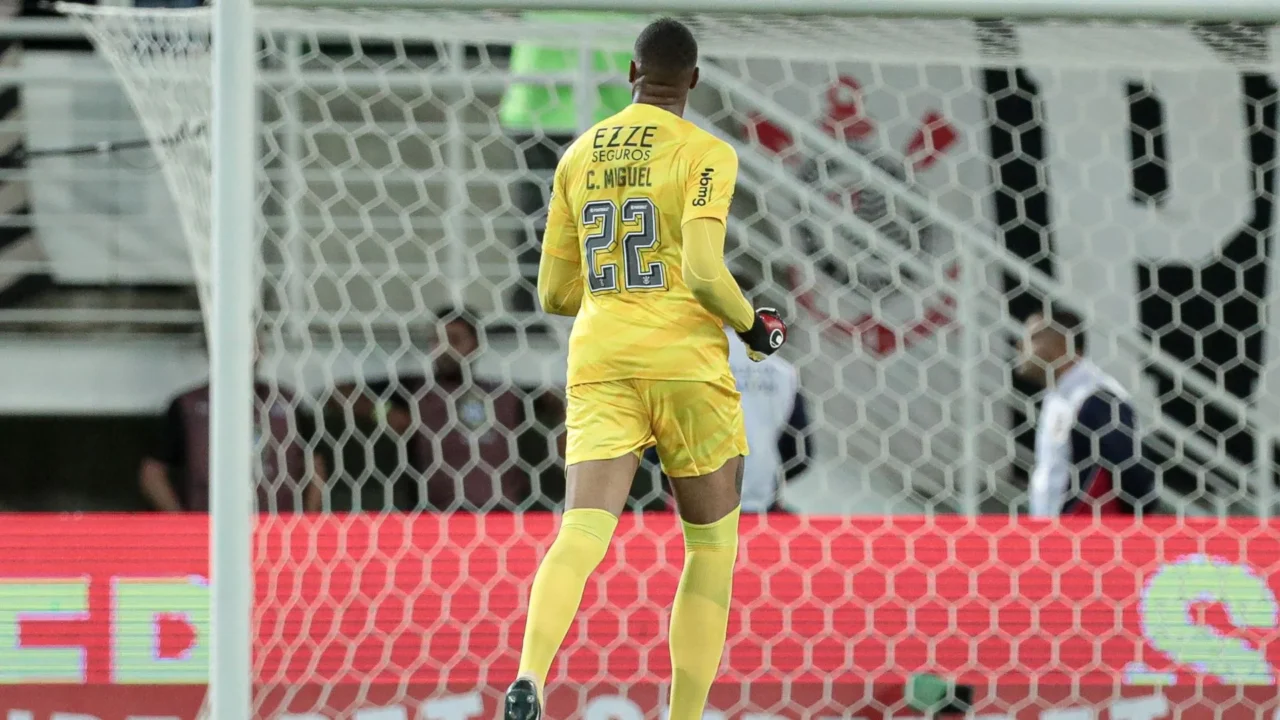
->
[509,457,634,719]
[514,506,618,691]
[666,457,743,720]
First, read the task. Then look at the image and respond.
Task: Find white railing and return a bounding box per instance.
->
[0,17,87,40]
[719,162,1010,512]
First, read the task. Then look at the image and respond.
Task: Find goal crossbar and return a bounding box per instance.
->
[255,0,1280,23]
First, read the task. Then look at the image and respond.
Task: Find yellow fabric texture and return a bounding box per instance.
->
[681,217,754,333]
[537,250,583,316]
[541,103,744,387]
[563,376,748,476]
[668,506,742,720]
[517,508,619,691]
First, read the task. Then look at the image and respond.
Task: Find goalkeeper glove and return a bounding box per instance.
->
[738,307,787,362]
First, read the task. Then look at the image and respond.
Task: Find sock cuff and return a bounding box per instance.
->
[561,508,620,544]
[681,506,741,549]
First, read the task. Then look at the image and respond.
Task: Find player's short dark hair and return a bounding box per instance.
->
[633,17,698,79]
[434,305,481,343]
[1043,305,1087,354]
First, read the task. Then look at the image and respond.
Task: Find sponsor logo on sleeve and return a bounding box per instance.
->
[691,167,714,206]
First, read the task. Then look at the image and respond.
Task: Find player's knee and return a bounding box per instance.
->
[552,508,619,566]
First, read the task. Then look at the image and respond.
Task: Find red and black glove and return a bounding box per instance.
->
[738,307,787,362]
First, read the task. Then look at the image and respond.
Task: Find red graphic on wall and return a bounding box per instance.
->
[743,75,964,356]
[2,514,1280,718]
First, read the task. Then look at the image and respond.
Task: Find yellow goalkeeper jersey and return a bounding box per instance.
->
[541,103,742,387]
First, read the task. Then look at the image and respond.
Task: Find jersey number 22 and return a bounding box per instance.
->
[581,198,665,293]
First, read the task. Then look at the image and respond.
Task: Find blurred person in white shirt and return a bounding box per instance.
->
[726,325,813,512]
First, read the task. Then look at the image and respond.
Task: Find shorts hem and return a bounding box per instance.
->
[662,442,749,479]
[566,374,732,389]
[565,440,655,467]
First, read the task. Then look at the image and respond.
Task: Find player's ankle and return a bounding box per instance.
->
[516,672,545,704]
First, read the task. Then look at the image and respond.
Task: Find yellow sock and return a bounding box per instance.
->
[668,506,741,720]
[517,508,619,693]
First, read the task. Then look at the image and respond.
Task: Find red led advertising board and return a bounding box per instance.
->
[1,514,1277,719]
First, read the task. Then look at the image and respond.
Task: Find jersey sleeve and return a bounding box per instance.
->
[537,251,584,316]
[681,217,755,332]
[681,139,739,225]
[541,159,580,262]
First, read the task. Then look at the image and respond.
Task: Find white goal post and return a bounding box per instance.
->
[208,0,255,717]
[59,0,1280,718]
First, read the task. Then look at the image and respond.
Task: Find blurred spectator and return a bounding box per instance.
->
[498,12,634,312]
[139,339,326,512]
[357,307,564,511]
[727,327,814,512]
[1016,308,1156,517]
[316,390,415,512]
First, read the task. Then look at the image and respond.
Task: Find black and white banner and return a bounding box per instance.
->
[731,22,1279,510]
[990,55,1276,497]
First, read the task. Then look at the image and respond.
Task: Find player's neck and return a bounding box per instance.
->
[632,84,686,118]
[633,98,686,117]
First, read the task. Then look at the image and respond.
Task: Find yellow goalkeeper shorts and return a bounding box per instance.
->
[565,375,748,478]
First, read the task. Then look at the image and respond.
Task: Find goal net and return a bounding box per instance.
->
[61,2,1280,718]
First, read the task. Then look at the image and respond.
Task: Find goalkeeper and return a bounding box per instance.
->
[505,17,786,720]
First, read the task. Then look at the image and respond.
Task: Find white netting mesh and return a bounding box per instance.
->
[62,3,1280,718]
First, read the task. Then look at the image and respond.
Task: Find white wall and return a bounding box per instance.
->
[24,51,190,284]
[0,331,567,415]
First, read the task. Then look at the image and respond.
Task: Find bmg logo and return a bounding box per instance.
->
[691,167,713,206]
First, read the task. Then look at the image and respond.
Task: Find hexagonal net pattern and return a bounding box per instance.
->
[63,3,1280,719]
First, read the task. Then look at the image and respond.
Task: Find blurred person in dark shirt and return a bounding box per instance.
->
[353,306,565,512]
[139,336,327,512]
